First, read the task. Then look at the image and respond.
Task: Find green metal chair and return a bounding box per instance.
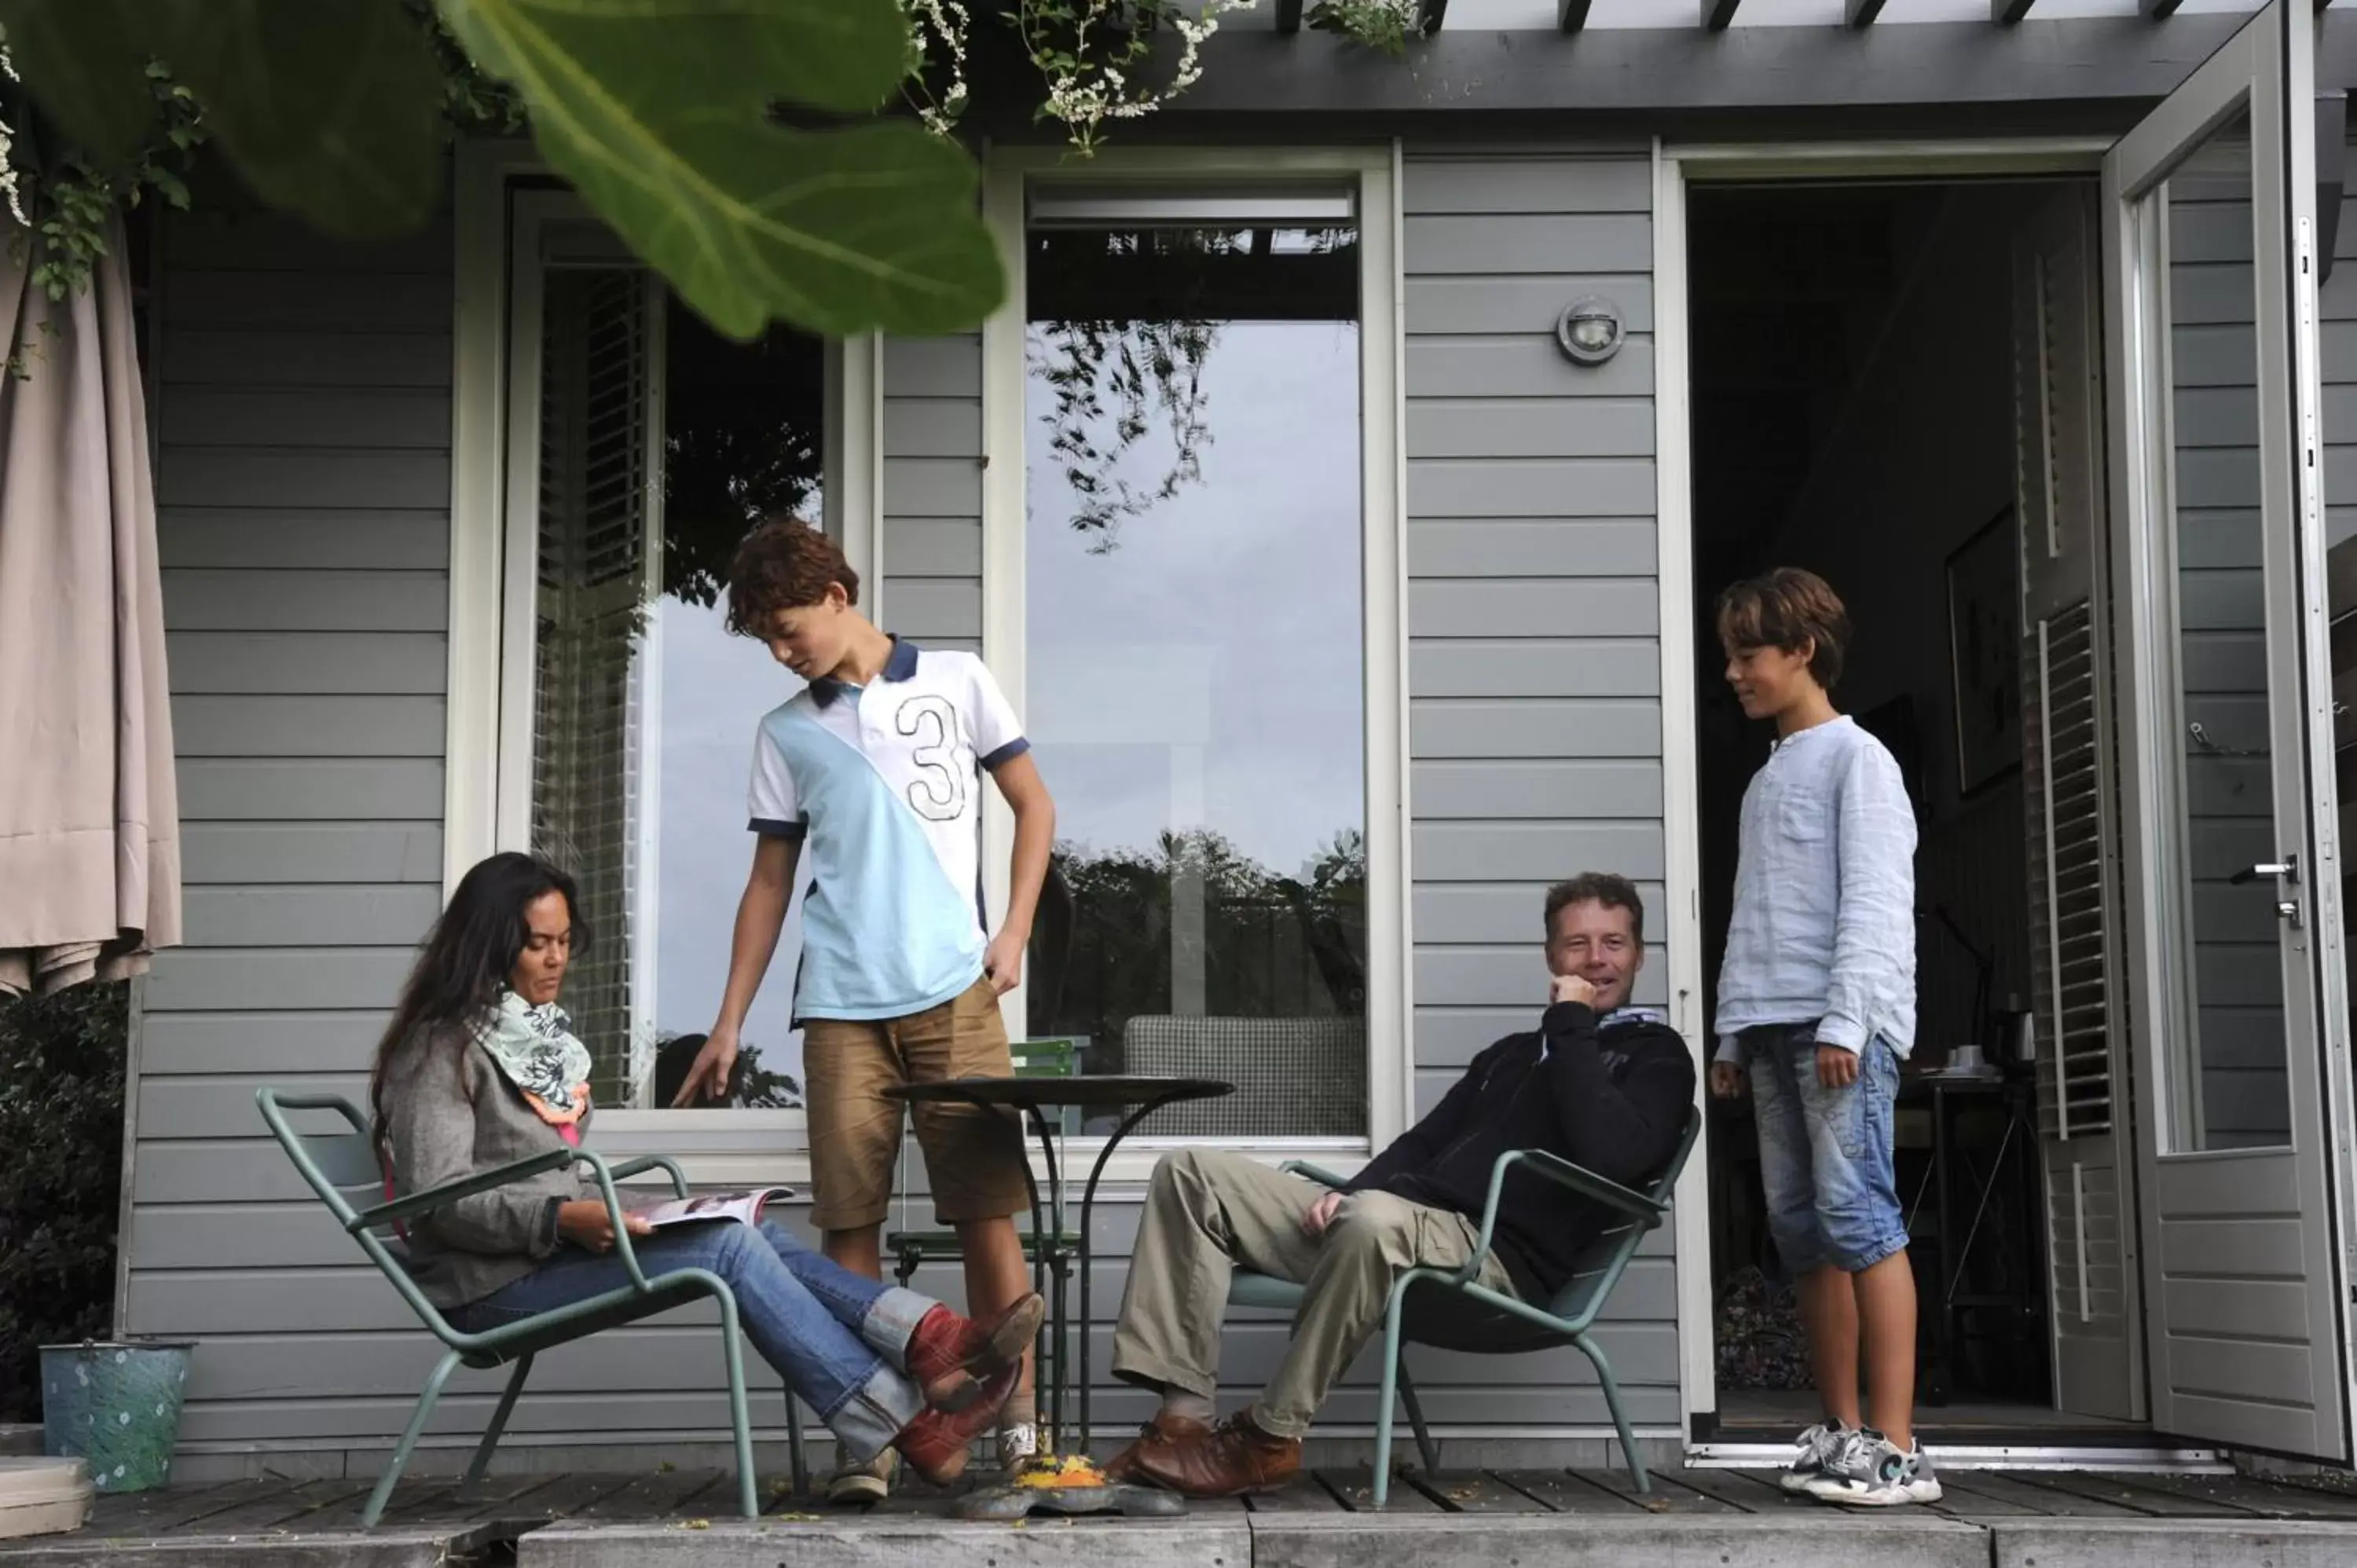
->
[1227,1106,1702,1508]
[884,1037,1085,1288]
[255,1089,806,1527]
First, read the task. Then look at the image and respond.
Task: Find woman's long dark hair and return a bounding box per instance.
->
[368,852,588,1160]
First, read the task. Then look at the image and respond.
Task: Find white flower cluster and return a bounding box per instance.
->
[905,0,973,137]
[911,1,1252,154]
[1041,0,1252,149]
[0,35,24,227]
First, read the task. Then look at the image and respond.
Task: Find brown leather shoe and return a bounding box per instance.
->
[1131,1410,1300,1497]
[894,1361,1020,1486]
[1102,1412,1211,1484]
[904,1294,1044,1413]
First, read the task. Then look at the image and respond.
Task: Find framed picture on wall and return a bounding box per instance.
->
[1946,507,2022,796]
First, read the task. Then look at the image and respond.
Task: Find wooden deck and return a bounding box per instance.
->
[7,1465,2357,1566]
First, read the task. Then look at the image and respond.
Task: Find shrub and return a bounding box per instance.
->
[0,983,128,1422]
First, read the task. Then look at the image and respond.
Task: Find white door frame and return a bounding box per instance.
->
[1651,136,2113,1452]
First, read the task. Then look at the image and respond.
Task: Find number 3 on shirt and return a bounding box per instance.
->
[896,695,972,821]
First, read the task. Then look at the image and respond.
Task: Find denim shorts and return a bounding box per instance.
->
[1743,1024,1908,1275]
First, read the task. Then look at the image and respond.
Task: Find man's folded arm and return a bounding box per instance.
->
[1541,1003,1695,1187]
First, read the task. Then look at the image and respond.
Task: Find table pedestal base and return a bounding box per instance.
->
[953,1478,1186,1521]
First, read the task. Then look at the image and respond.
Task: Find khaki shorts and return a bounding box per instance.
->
[801,977,1029,1232]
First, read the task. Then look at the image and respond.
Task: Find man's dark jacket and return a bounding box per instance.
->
[1341,1000,1695,1301]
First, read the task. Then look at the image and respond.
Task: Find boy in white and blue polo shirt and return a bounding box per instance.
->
[673,520,1057,1498]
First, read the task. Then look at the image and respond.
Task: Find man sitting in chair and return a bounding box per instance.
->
[1104,872,1695,1497]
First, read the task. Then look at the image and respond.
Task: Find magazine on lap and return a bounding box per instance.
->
[633,1187,797,1230]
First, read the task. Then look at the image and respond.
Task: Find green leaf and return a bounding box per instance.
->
[443,0,909,119]
[0,0,445,240]
[439,0,1003,339]
[0,0,158,165]
[154,0,445,239]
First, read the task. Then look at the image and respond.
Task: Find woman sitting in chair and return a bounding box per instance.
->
[371,851,1039,1484]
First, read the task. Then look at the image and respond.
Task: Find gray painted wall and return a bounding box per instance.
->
[1396,148,1677,1431]
[130,148,1677,1476]
[133,197,458,1464]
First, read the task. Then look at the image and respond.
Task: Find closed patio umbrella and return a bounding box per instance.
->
[0,211,180,996]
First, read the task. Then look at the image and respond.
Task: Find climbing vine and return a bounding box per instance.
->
[1306,0,1425,56]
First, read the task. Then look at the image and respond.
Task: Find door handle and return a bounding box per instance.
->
[2233,856,2304,927]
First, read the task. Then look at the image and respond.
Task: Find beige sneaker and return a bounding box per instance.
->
[827,1443,896,1506]
[995,1420,1040,1473]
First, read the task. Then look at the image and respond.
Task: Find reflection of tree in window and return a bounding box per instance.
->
[662,299,824,605]
[1040,830,1367,1066]
[1022,214,1366,1134]
[1028,226,1356,551]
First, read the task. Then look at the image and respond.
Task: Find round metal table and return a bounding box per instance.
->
[887,1073,1230,1508]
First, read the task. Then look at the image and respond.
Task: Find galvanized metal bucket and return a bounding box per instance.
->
[38,1341,196,1493]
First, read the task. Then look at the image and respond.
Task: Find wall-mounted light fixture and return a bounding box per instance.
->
[1555,296,1625,366]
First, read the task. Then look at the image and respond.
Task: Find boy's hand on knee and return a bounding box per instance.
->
[1709,1061,1747,1100]
[1302,1192,1343,1236]
[1815,1045,1859,1089]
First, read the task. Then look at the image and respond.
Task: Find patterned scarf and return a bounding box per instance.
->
[471,987,595,1130]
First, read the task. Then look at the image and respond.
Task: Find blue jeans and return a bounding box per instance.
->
[1745,1026,1908,1275]
[453,1218,935,1460]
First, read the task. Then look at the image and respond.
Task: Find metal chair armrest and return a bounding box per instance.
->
[1454,1147,1670,1288]
[350,1148,577,1233]
[570,1148,653,1292]
[605,1154,691,1197]
[1503,1148,1670,1222]
[1280,1160,1351,1189]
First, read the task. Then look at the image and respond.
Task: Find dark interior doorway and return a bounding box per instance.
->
[1686,178,2108,1438]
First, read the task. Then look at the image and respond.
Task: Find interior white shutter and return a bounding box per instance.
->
[531,268,654,1103]
[2013,185,2146,1421]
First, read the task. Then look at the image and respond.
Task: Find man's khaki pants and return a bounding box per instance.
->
[1109,1149,1517,1438]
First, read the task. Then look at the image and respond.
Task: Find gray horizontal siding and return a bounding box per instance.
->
[130,195,456,1469]
[881,335,984,650]
[1401,150,1677,1428]
[2323,167,2357,548]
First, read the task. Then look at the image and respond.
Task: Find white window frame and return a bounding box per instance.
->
[449,149,881,1174]
[976,143,1414,1164]
[448,140,1410,1181]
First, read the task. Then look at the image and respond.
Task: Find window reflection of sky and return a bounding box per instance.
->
[1025,317,1367,880]
[654,592,807,1069]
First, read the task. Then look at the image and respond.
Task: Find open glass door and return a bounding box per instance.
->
[2105,0,2355,1459]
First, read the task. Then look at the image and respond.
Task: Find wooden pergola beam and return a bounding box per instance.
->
[1560,0,1595,30]
[1703,0,1741,31]
[1275,0,1304,34]
[1845,0,1888,26]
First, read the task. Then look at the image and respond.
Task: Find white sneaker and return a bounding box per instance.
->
[995,1420,1040,1473]
[827,1443,896,1505]
[1779,1420,1851,1494]
[1803,1429,1942,1506]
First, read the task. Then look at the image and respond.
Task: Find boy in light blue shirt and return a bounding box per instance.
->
[1707,567,1934,1508]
